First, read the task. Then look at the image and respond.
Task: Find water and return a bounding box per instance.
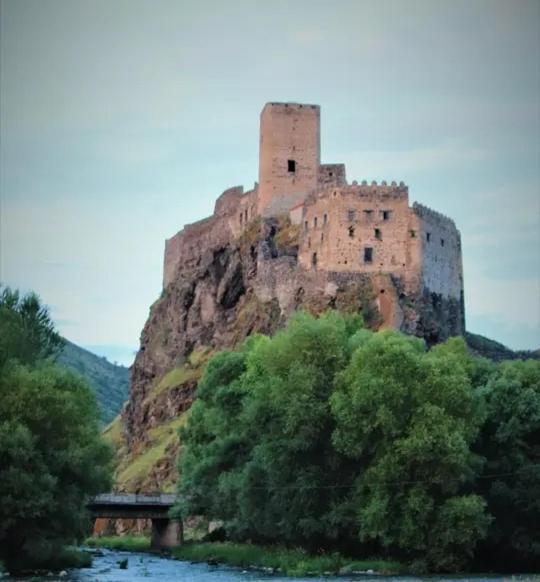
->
[2,549,537,582]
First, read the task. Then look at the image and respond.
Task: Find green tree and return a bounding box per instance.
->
[0,288,112,573]
[0,286,64,367]
[178,312,362,548]
[331,333,490,572]
[475,359,540,569]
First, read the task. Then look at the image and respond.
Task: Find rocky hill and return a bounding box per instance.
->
[57,340,130,425]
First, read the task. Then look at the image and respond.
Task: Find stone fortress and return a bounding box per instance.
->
[162,102,464,340]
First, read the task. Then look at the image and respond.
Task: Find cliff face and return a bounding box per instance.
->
[120,217,463,468]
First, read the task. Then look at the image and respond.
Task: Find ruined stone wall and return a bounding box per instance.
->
[318,164,347,188]
[297,182,421,293]
[413,202,463,299]
[258,102,320,216]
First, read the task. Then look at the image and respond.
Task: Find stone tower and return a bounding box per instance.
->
[257,102,320,216]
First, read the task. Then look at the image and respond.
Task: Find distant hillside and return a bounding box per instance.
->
[465,331,540,362]
[57,340,130,424]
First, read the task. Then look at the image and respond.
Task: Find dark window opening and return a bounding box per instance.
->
[244,209,248,221]
[312,252,318,267]
[348,226,355,238]
[381,210,392,221]
[441,238,445,247]
[347,209,356,221]
[380,289,385,294]
[426,232,431,242]
[321,233,324,242]
[304,221,308,232]
[410,229,416,238]
[314,217,318,228]
[323,213,328,225]
[308,237,311,248]
[329,172,333,177]
[375,228,382,240]
[363,209,373,220]
[239,213,243,225]
[364,247,373,263]
[288,159,296,172]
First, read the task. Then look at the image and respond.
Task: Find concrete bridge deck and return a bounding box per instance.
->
[88,493,182,550]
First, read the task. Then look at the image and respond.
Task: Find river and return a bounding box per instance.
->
[2,549,537,581]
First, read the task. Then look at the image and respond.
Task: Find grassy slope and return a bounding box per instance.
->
[57,340,130,424]
[104,348,211,493]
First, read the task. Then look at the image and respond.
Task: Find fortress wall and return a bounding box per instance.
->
[413,202,463,299]
[258,102,320,216]
[297,183,414,281]
[318,164,347,188]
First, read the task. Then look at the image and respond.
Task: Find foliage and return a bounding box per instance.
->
[85,535,150,552]
[0,288,112,573]
[172,542,402,577]
[0,286,64,367]
[465,331,539,362]
[176,312,540,572]
[57,340,130,424]
[475,359,540,569]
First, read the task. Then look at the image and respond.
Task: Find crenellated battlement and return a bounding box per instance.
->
[412,202,457,230]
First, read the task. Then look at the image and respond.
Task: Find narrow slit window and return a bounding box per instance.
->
[375,228,382,240]
[313,217,318,228]
[348,226,355,238]
[288,159,296,173]
[440,238,445,247]
[239,213,243,225]
[323,213,328,225]
[364,247,373,263]
[312,252,318,267]
[381,210,392,221]
[304,220,308,232]
[426,232,431,243]
[410,229,416,238]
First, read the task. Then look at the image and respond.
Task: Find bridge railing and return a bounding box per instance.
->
[89,493,177,506]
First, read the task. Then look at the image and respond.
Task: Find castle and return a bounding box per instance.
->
[162,102,464,339]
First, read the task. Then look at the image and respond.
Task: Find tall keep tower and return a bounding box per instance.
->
[258,102,320,216]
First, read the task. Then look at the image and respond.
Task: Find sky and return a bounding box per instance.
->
[1,0,539,366]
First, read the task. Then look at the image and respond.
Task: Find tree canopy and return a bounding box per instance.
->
[176,311,540,573]
[0,287,112,573]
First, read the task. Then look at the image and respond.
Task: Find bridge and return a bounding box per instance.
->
[87,494,182,550]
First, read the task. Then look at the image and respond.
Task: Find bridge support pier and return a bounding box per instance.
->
[151,518,183,551]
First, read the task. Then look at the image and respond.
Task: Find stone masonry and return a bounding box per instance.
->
[162,101,464,336]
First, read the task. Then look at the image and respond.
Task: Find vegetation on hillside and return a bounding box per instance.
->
[0,287,112,574]
[58,340,130,424]
[465,331,539,362]
[175,311,540,573]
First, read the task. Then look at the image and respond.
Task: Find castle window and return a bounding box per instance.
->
[375,228,382,240]
[239,213,243,225]
[347,209,356,221]
[323,213,328,225]
[288,159,296,173]
[426,232,431,242]
[313,217,318,228]
[381,210,392,221]
[441,238,445,247]
[410,230,416,238]
[304,220,308,232]
[312,252,318,267]
[321,233,324,242]
[364,247,373,263]
[363,209,373,220]
[329,172,333,177]
[348,226,355,238]
[245,209,248,222]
